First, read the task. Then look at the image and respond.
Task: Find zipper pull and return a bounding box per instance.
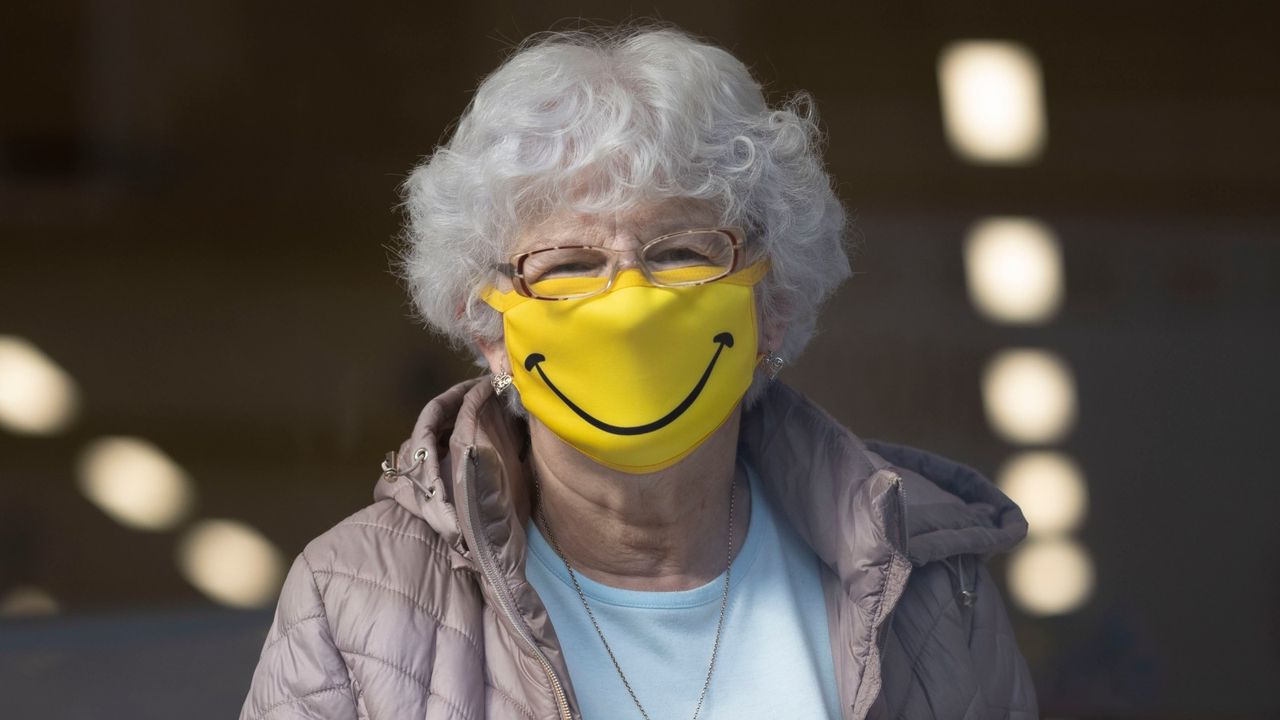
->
[956,554,976,607]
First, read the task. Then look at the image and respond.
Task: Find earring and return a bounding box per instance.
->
[491,371,513,395]
[763,350,786,380]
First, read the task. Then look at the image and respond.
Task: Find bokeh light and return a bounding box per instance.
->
[0,335,79,436]
[1007,536,1095,616]
[938,40,1047,164]
[964,217,1064,324]
[997,451,1089,536]
[0,585,61,618]
[176,519,285,609]
[76,437,198,532]
[982,348,1077,444]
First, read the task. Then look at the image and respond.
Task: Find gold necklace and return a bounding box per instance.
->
[533,471,736,720]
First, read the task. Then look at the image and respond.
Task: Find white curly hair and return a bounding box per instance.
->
[396,24,852,408]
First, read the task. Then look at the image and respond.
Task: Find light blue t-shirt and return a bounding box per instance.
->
[525,461,840,720]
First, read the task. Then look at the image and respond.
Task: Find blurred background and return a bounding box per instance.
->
[2,1,1278,718]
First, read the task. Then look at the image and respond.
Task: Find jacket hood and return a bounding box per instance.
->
[372,376,1029,573]
[864,438,1030,566]
[735,380,1028,568]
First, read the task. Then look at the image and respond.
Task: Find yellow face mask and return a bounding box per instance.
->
[482,262,769,474]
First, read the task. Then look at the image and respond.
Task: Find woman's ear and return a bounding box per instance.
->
[474,334,509,375]
[761,315,785,354]
[756,291,790,355]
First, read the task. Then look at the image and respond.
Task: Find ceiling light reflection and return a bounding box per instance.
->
[0,335,79,436]
[938,40,1047,164]
[177,519,285,609]
[964,217,1064,324]
[1008,537,1094,616]
[76,437,197,531]
[998,451,1088,536]
[982,349,1077,445]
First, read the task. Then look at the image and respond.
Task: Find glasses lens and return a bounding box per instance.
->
[522,246,612,298]
[644,231,736,286]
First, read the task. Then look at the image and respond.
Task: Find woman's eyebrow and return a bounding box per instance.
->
[514,214,711,252]
[517,236,600,252]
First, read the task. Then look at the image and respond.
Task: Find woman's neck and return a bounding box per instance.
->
[528,409,751,592]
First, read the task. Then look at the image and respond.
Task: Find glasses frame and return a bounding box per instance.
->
[495,226,747,300]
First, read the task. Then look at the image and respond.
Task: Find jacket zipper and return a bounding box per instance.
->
[882,472,911,641]
[886,471,908,556]
[461,446,573,720]
[855,471,910,720]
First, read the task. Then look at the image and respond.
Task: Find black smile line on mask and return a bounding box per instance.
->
[523,332,735,436]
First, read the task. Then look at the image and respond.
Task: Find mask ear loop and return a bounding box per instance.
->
[720,260,771,287]
[480,285,527,313]
[736,259,773,371]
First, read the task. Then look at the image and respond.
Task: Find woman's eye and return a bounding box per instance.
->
[540,261,600,278]
[649,248,712,265]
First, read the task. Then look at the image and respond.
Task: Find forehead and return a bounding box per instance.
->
[512,197,719,252]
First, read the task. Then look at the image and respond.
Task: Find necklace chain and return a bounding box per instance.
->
[533,472,736,720]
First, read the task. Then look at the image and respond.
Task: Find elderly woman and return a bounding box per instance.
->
[240,26,1037,720]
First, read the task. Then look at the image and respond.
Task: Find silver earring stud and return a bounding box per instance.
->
[491,371,513,395]
[763,350,786,380]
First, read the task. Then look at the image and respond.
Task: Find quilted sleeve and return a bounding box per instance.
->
[238,552,359,720]
[968,559,1039,719]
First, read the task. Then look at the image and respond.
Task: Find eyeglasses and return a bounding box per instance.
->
[495,227,747,300]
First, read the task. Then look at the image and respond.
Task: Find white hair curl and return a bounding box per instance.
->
[396,25,852,408]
